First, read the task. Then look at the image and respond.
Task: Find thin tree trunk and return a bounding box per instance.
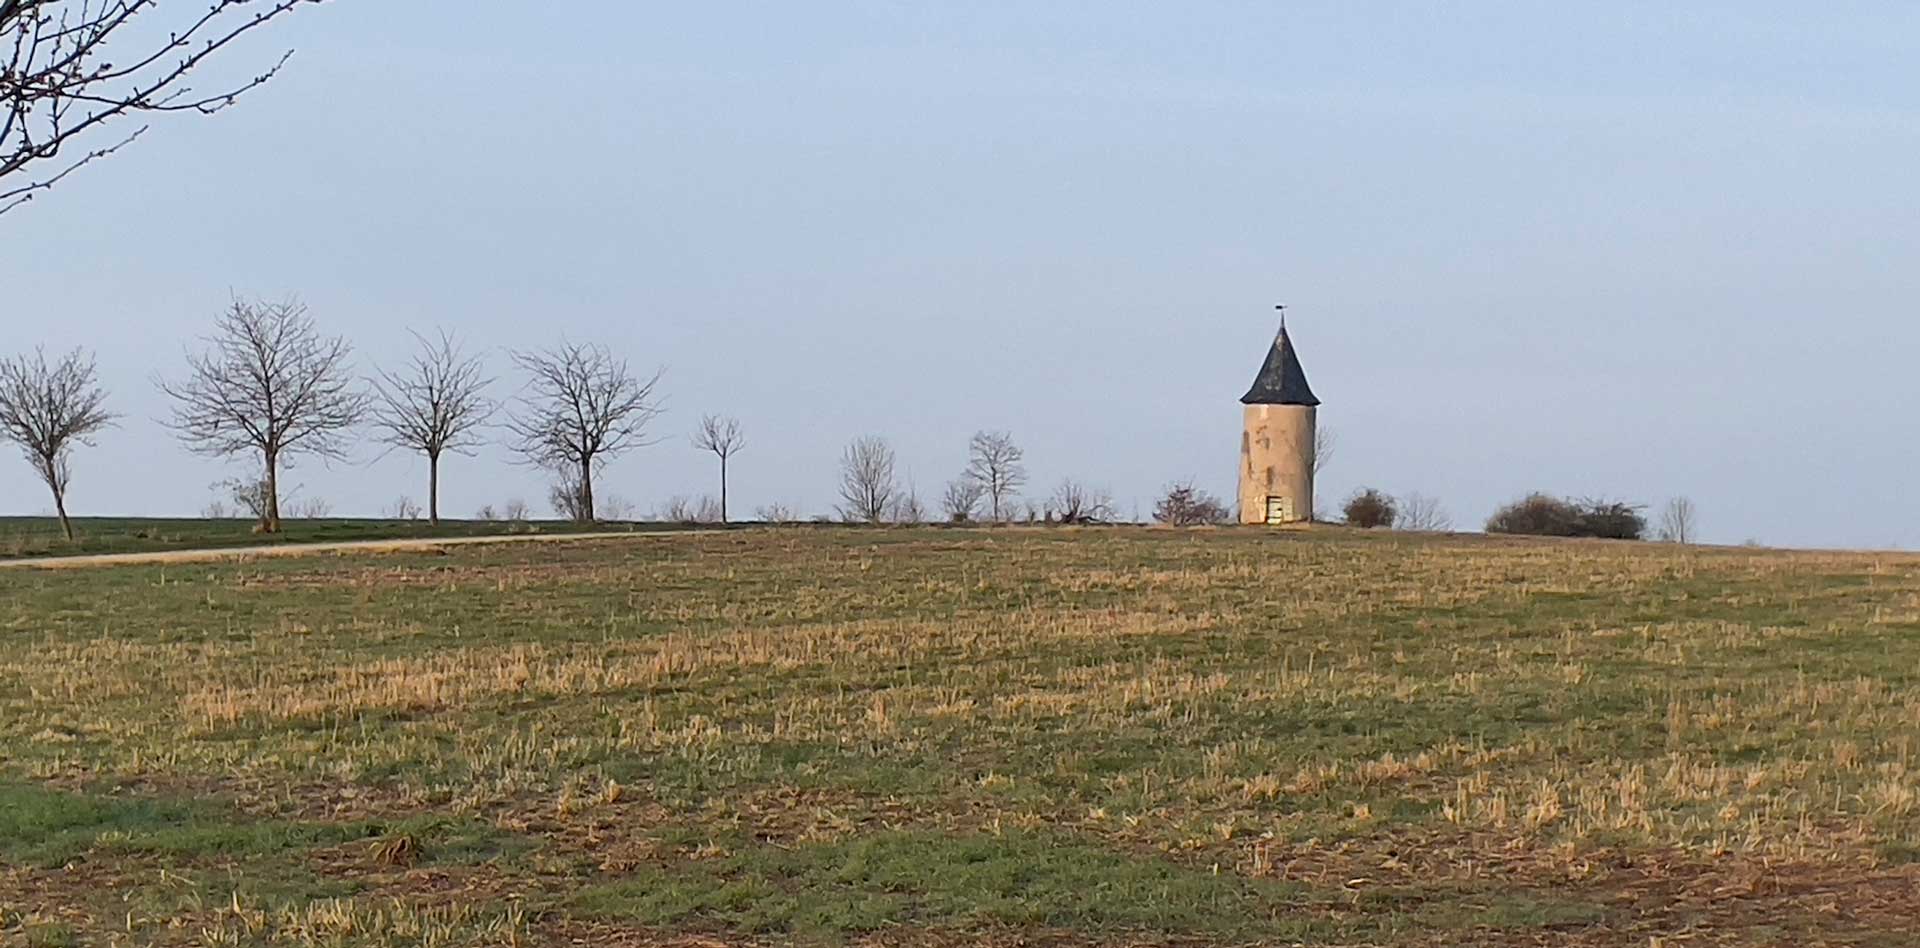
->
[36,455,73,541]
[428,452,440,525]
[264,452,281,532]
[51,486,72,541]
[579,458,594,523]
[719,456,728,524]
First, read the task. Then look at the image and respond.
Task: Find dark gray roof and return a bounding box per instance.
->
[1240,325,1320,406]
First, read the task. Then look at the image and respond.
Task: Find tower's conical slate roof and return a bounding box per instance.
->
[1240,324,1320,406]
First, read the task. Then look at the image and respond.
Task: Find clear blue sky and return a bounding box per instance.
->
[4,2,1918,547]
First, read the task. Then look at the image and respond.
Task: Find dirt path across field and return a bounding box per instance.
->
[0,530,694,570]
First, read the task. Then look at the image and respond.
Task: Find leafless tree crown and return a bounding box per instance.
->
[1,0,318,214]
[371,330,495,460]
[1153,481,1229,526]
[887,482,926,524]
[156,297,366,530]
[0,345,114,538]
[507,343,662,468]
[1396,492,1454,532]
[942,477,984,522]
[158,298,366,461]
[837,435,896,523]
[964,430,1025,521]
[691,413,743,461]
[505,341,663,522]
[1050,478,1114,525]
[1657,496,1698,544]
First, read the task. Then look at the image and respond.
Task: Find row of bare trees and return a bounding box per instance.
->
[3,296,672,534]
[3,301,1109,536]
[828,429,1115,525]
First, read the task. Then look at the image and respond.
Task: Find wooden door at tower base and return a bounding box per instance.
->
[1264,495,1294,525]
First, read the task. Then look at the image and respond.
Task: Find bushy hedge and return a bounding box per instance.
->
[1486,492,1645,540]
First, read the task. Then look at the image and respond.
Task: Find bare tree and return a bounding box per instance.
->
[1396,492,1454,532]
[212,473,271,523]
[0,347,113,539]
[157,298,367,533]
[1,0,318,214]
[691,414,744,523]
[1309,424,1337,478]
[837,435,896,523]
[888,485,926,524]
[290,495,330,518]
[964,430,1025,522]
[369,330,495,524]
[504,342,664,523]
[942,478,984,522]
[547,465,590,521]
[1050,479,1114,524]
[599,493,636,521]
[1152,481,1230,526]
[1657,496,1698,544]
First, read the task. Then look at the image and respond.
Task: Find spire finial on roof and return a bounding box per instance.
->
[1275,303,1286,333]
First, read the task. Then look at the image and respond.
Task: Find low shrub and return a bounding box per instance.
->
[1154,482,1231,526]
[1342,488,1398,529]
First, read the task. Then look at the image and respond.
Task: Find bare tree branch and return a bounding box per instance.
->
[1309,424,1336,478]
[0,345,114,539]
[504,341,664,523]
[369,330,496,524]
[154,296,368,532]
[1,0,319,213]
[691,413,743,524]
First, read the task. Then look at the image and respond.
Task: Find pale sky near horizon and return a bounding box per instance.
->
[4,2,1918,549]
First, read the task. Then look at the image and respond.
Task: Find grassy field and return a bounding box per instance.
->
[3,527,1919,946]
[0,517,654,560]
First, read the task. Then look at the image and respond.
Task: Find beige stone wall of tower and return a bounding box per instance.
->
[1239,403,1316,524]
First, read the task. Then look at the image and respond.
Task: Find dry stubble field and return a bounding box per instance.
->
[3,527,1920,947]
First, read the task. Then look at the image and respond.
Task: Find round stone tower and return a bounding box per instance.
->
[1238,319,1320,525]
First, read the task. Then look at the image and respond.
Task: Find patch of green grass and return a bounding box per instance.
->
[0,783,525,869]
[574,828,1309,939]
